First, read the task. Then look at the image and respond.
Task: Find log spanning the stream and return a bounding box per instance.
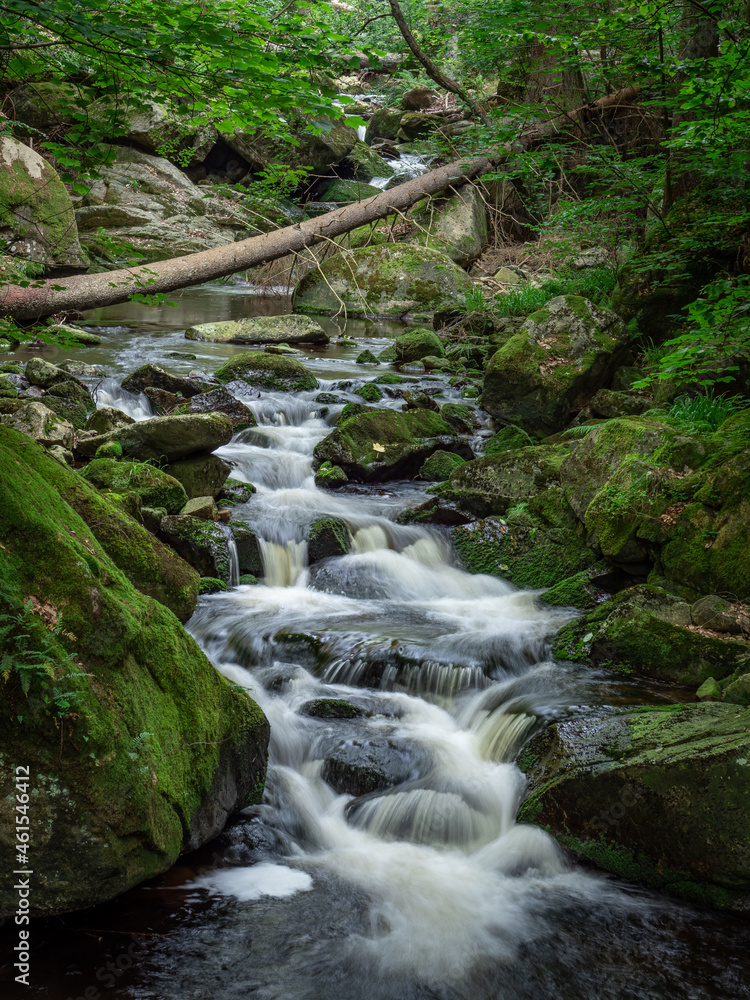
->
[0,153,505,322]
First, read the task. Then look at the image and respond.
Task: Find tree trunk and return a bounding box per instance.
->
[0,154,503,322]
[387,0,490,124]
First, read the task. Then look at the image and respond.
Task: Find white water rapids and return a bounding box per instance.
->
[180,382,646,991]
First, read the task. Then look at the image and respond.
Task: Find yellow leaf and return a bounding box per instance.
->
[373,442,386,453]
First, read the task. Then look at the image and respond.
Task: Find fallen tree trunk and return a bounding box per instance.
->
[0,153,504,322]
[520,85,645,146]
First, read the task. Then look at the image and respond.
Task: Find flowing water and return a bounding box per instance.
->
[4,288,750,1000]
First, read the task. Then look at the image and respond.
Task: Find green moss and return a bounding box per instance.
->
[374,372,404,384]
[394,328,445,363]
[198,577,230,594]
[0,427,268,916]
[81,458,188,514]
[356,382,383,402]
[483,425,534,456]
[214,351,317,392]
[540,571,599,609]
[419,449,465,481]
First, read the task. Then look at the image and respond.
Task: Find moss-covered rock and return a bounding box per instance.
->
[322,178,383,203]
[0,375,17,398]
[314,461,349,489]
[292,244,474,321]
[173,386,257,431]
[227,523,264,577]
[121,364,206,398]
[0,137,88,273]
[77,413,233,463]
[539,569,605,609]
[85,406,135,435]
[0,427,268,916]
[158,515,234,582]
[0,400,74,450]
[483,425,535,456]
[164,452,231,500]
[344,141,395,182]
[81,457,188,514]
[442,445,569,517]
[552,584,750,684]
[394,327,445,363]
[439,402,475,433]
[420,449,465,481]
[198,577,230,595]
[217,478,256,505]
[185,315,329,345]
[451,488,596,589]
[214,351,317,393]
[300,698,365,719]
[481,296,630,436]
[355,382,384,403]
[517,702,750,909]
[308,517,350,563]
[41,379,95,431]
[314,407,470,482]
[407,187,488,266]
[365,107,404,143]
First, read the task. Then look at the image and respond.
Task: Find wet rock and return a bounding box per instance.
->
[483,425,535,456]
[0,401,74,450]
[292,244,474,321]
[394,328,445,363]
[356,350,379,365]
[227,523,263,577]
[724,674,750,706]
[159,515,234,582]
[439,402,475,433]
[314,407,471,483]
[142,386,178,414]
[402,86,437,110]
[443,444,569,517]
[185,315,329,345]
[344,141,395,183]
[589,388,651,419]
[81,457,188,514]
[174,385,257,430]
[355,382,383,403]
[300,699,365,720]
[0,375,17,398]
[41,379,95,429]
[199,577,230,595]
[315,461,349,489]
[217,478,256,505]
[76,412,233,462]
[539,569,607,610]
[552,584,750,685]
[365,107,404,143]
[164,452,231,499]
[0,427,267,917]
[482,295,630,436]
[322,179,382,203]
[215,351,317,393]
[308,517,350,563]
[84,407,135,434]
[121,364,206,398]
[402,390,440,412]
[420,450,465,481]
[322,738,419,796]
[517,702,750,910]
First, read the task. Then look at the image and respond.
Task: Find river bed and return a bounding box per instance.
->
[3,285,750,1000]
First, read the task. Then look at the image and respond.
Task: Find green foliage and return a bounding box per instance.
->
[492,267,616,317]
[0,599,88,722]
[668,390,745,432]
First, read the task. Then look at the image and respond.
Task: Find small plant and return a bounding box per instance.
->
[668,390,745,432]
[463,287,490,312]
[0,601,88,722]
[563,423,600,438]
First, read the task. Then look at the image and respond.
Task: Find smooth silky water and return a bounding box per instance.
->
[6,287,750,1000]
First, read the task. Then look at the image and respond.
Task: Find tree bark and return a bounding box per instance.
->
[0,153,504,322]
[520,84,645,146]
[387,0,491,125]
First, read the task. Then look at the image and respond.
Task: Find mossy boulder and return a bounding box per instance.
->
[164,453,231,500]
[442,444,570,518]
[394,328,445,363]
[0,137,88,273]
[217,478,257,505]
[517,702,750,909]
[85,407,135,435]
[420,449,465,481]
[227,524,264,577]
[552,584,750,685]
[539,569,605,609]
[0,428,268,915]
[185,315,329,345]
[76,413,233,463]
[483,425,535,456]
[0,401,73,450]
[407,187,488,266]
[344,141,395,183]
[451,488,596,589]
[300,698,364,719]
[0,375,17,398]
[215,351,317,393]
[481,296,630,436]
[159,515,235,582]
[308,517,350,563]
[9,81,91,136]
[314,408,470,482]
[439,402,475,433]
[292,244,474,321]
[81,457,188,514]
[365,107,404,143]
[40,379,95,430]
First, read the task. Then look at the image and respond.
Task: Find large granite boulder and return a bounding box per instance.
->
[0,137,88,273]
[215,352,317,393]
[518,702,750,910]
[407,187,488,267]
[0,401,74,450]
[292,244,474,321]
[0,427,268,916]
[80,457,188,515]
[481,296,630,436]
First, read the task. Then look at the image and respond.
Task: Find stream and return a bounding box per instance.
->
[4,286,750,1000]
